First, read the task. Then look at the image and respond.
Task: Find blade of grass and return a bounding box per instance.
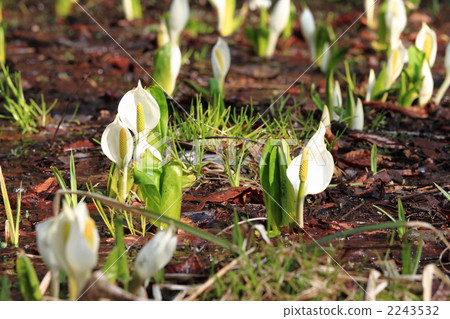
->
[53,190,233,251]
[0,166,17,246]
[435,183,450,201]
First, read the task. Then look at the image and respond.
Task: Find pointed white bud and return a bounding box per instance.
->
[352,98,364,130]
[265,0,291,57]
[211,37,231,95]
[134,225,177,281]
[385,0,407,49]
[419,61,433,106]
[365,69,376,101]
[169,0,190,45]
[300,8,316,59]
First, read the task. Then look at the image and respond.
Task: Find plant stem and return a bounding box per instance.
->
[119,168,127,202]
[435,74,450,105]
[51,270,60,298]
[68,275,77,300]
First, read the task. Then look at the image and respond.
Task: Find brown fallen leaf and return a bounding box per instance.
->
[339,149,391,168]
[166,254,203,274]
[34,177,58,194]
[349,132,405,149]
[413,138,447,160]
[183,187,264,210]
[364,101,428,118]
[63,139,94,152]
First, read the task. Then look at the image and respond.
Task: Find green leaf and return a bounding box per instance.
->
[259,139,292,235]
[56,0,73,18]
[134,168,162,211]
[159,162,183,228]
[0,276,12,301]
[326,47,349,74]
[310,83,324,111]
[153,43,173,94]
[16,253,42,301]
[406,45,425,82]
[245,25,269,58]
[345,85,355,127]
[306,221,408,252]
[69,152,77,206]
[371,143,378,174]
[371,66,388,100]
[102,217,130,287]
[208,78,225,112]
[325,71,334,120]
[183,78,210,98]
[377,1,388,46]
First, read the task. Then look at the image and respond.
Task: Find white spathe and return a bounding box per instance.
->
[446,43,450,72]
[300,8,316,59]
[168,44,182,96]
[37,201,99,299]
[319,43,331,73]
[435,43,450,105]
[385,41,406,89]
[385,0,407,49]
[64,202,99,297]
[321,105,331,128]
[169,0,190,45]
[332,80,342,120]
[118,81,161,136]
[286,122,334,196]
[211,37,231,94]
[36,218,61,272]
[134,224,177,280]
[101,115,133,169]
[365,68,376,101]
[415,22,437,67]
[265,0,291,57]
[249,0,272,10]
[419,61,433,106]
[134,132,163,162]
[365,0,377,29]
[352,98,364,130]
[209,0,235,36]
[157,18,170,48]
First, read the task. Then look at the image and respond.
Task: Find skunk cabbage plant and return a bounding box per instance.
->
[259,139,295,235]
[130,224,177,294]
[385,0,406,49]
[300,7,316,60]
[352,98,364,130]
[265,0,291,58]
[385,41,406,89]
[210,0,236,37]
[36,202,99,299]
[419,58,433,106]
[435,43,450,105]
[365,69,376,101]
[211,37,231,96]
[249,0,271,10]
[123,0,142,21]
[168,0,190,45]
[153,42,182,96]
[415,22,437,68]
[365,0,377,30]
[101,116,133,171]
[286,122,334,228]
